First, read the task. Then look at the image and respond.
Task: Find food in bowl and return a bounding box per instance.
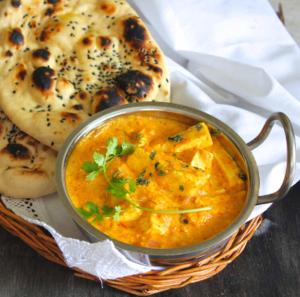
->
[66,113,248,249]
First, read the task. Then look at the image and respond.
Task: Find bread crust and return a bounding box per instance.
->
[0,0,170,150]
[0,110,56,198]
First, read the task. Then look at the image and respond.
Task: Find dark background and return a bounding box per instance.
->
[0,182,299,297]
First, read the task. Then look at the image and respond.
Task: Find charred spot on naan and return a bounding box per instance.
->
[115,70,153,102]
[17,69,27,81]
[9,28,24,48]
[2,143,30,160]
[146,64,163,77]
[60,112,81,123]
[123,17,148,50]
[92,88,126,112]
[100,2,117,15]
[47,0,60,4]
[32,49,50,61]
[78,91,88,101]
[23,168,46,176]
[5,50,13,57]
[82,36,93,47]
[97,36,111,49]
[11,0,21,8]
[32,66,55,92]
[39,23,62,42]
[45,8,55,16]
[14,64,27,81]
[0,123,4,137]
[72,104,84,111]
[28,20,37,29]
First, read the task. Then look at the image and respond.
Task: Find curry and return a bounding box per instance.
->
[66,114,248,249]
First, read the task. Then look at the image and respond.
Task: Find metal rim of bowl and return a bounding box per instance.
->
[56,102,259,258]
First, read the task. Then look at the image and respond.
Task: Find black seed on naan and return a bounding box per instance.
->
[11,0,21,8]
[123,17,147,49]
[32,49,50,61]
[32,66,55,91]
[94,88,125,112]
[4,143,30,159]
[9,28,24,46]
[115,70,152,101]
[47,0,59,4]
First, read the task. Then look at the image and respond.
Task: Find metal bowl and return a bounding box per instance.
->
[56,102,296,265]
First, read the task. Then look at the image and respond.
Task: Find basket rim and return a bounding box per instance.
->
[0,198,262,296]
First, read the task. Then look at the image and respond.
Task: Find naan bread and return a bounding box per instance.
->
[0,110,56,198]
[0,0,170,150]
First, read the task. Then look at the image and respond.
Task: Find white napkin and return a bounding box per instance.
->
[2,0,300,280]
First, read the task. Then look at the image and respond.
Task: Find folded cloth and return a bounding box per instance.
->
[2,0,300,280]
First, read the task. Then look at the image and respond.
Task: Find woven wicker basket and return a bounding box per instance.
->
[0,199,262,296]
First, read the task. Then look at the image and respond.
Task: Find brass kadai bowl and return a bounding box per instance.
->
[56,102,296,265]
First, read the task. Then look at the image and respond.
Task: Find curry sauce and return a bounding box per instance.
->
[66,114,248,249]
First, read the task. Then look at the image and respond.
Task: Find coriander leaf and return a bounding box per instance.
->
[179,185,185,192]
[168,134,183,142]
[82,161,99,173]
[110,176,128,185]
[149,150,156,160]
[195,122,203,131]
[107,182,128,199]
[136,170,150,186]
[86,170,100,181]
[210,128,221,136]
[77,208,93,219]
[239,172,247,181]
[119,141,135,156]
[106,137,119,158]
[128,179,136,192]
[154,162,166,176]
[106,177,135,199]
[102,205,114,216]
[113,205,122,221]
[85,201,99,214]
[157,170,166,176]
[93,152,105,167]
[92,213,103,223]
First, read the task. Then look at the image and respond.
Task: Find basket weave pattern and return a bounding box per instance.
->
[0,200,262,296]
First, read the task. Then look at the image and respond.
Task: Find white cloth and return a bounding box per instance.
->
[2,0,300,280]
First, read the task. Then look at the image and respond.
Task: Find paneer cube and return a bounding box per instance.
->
[191,150,214,171]
[126,147,152,174]
[159,123,213,153]
[212,140,245,190]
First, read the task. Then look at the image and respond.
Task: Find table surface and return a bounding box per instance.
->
[0,181,299,297]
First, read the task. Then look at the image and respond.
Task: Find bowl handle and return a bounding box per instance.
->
[247,112,296,204]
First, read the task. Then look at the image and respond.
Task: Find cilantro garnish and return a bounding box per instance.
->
[168,134,183,142]
[210,128,221,136]
[149,150,156,160]
[136,169,150,186]
[154,162,166,176]
[195,122,203,131]
[80,137,212,222]
[77,202,121,223]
